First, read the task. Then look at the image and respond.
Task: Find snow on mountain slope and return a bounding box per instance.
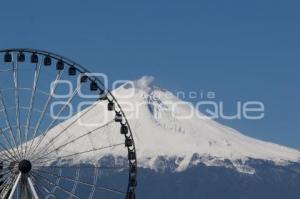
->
[38,76,300,173]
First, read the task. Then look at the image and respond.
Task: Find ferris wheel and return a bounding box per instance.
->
[0,49,137,199]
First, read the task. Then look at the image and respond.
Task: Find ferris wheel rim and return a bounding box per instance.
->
[0,48,137,199]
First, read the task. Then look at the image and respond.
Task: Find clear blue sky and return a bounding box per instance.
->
[0,0,299,148]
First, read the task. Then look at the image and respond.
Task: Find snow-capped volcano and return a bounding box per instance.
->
[38,76,300,173]
[112,76,300,171]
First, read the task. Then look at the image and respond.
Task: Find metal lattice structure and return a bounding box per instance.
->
[0,49,137,199]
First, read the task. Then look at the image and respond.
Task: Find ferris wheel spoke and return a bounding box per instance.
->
[27,101,98,160]
[0,152,18,164]
[36,164,63,195]
[7,173,22,199]
[0,166,11,177]
[0,169,11,178]
[31,181,47,199]
[0,173,15,197]
[23,61,42,160]
[32,143,125,165]
[33,165,76,199]
[0,124,46,162]
[0,171,13,186]
[0,140,17,161]
[33,168,126,196]
[27,176,39,199]
[31,166,63,195]
[12,58,23,159]
[46,84,82,131]
[0,151,15,163]
[30,174,59,198]
[31,171,82,199]
[25,70,65,159]
[0,178,11,194]
[31,177,51,194]
[0,134,20,162]
[28,85,82,159]
[0,130,20,162]
[0,90,21,159]
[31,119,114,161]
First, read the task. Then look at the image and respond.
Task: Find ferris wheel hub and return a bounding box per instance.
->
[18,159,32,174]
